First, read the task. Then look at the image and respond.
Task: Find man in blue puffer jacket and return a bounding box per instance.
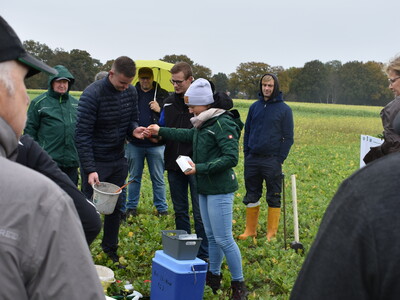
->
[76,56,147,267]
[239,73,294,243]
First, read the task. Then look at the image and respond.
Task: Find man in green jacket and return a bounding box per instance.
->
[25,65,80,185]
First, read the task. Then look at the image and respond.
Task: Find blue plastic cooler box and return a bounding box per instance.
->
[151,250,208,300]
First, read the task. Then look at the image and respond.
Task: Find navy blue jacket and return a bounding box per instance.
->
[75,76,139,173]
[244,74,294,164]
[129,81,168,147]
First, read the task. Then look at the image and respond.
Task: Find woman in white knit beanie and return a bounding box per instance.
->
[149,78,247,299]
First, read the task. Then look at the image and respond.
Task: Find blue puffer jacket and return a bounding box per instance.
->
[75,76,139,174]
[244,73,294,164]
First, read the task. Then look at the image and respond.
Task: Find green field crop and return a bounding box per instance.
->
[26,90,383,299]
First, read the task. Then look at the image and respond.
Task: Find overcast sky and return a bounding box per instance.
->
[3,0,399,75]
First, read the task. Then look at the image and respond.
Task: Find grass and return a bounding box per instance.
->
[27,91,383,299]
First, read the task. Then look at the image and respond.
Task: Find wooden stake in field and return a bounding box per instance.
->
[282,173,287,250]
[290,174,305,253]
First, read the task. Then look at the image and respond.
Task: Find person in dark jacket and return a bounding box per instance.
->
[239,73,294,242]
[149,79,247,299]
[0,16,104,299]
[125,67,169,217]
[364,54,400,164]
[24,65,80,185]
[161,62,209,261]
[17,134,101,245]
[291,152,400,300]
[75,56,146,267]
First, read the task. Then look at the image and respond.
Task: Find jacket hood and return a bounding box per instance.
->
[48,65,75,90]
[258,73,280,102]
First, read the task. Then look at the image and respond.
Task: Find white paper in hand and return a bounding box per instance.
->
[176,155,193,172]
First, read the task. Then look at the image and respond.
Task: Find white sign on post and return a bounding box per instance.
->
[360,135,383,168]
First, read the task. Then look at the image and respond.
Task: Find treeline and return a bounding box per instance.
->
[24,40,392,106]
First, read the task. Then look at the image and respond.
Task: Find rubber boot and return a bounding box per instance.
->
[238,206,260,240]
[206,271,222,294]
[230,280,248,300]
[266,207,281,241]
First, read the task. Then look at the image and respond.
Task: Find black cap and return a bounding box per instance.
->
[0,16,57,78]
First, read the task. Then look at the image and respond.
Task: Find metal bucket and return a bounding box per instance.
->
[92,182,121,215]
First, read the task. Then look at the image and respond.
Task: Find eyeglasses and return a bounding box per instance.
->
[388,76,400,84]
[170,79,186,85]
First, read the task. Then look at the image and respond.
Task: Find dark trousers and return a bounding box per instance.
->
[244,154,282,207]
[81,158,128,253]
[167,170,209,259]
[60,166,79,186]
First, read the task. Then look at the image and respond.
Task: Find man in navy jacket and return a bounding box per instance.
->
[76,56,146,267]
[239,73,294,242]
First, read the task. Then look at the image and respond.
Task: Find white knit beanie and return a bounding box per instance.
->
[184,78,214,106]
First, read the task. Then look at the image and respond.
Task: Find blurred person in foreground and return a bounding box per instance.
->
[291,152,400,299]
[125,67,169,217]
[149,79,247,299]
[161,62,209,260]
[75,56,146,268]
[239,73,294,242]
[0,16,104,299]
[24,65,80,185]
[364,54,400,164]
[16,134,101,245]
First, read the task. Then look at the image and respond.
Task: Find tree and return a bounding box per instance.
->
[211,72,229,93]
[102,60,114,72]
[192,64,212,80]
[230,62,273,99]
[23,40,55,89]
[23,40,54,63]
[289,60,328,103]
[67,49,102,90]
[338,61,391,106]
[160,54,211,79]
[273,66,291,97]
[161,54,194,66]
[325,60,342,104]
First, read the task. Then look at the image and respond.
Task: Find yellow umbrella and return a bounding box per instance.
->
[132,60,174,92]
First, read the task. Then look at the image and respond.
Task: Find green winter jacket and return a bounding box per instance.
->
[159,111,241,195]
[25,65,79,168]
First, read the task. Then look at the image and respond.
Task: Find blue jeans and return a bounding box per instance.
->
[125,143,168,212]
[199,193,244,281]
[167,170,209,260]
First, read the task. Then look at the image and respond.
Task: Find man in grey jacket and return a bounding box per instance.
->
[0,16,104,299]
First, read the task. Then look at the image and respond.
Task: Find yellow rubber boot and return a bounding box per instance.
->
[267,207,281,241]
[238,206,260,240]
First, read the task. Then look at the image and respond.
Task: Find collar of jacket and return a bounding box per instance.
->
[258,91,284,104]
[0,117,18,161]
[48,89,69,101]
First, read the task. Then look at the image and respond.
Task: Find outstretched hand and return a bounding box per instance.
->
[147,124,160,136]
[133,126,150,139]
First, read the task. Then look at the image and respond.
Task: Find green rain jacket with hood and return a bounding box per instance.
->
[25,65,79,168]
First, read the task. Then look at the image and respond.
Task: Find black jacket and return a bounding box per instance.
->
[16,135,101,245]
[75,76,139,173]
[162,93,194,171]
[291,152,400,299]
